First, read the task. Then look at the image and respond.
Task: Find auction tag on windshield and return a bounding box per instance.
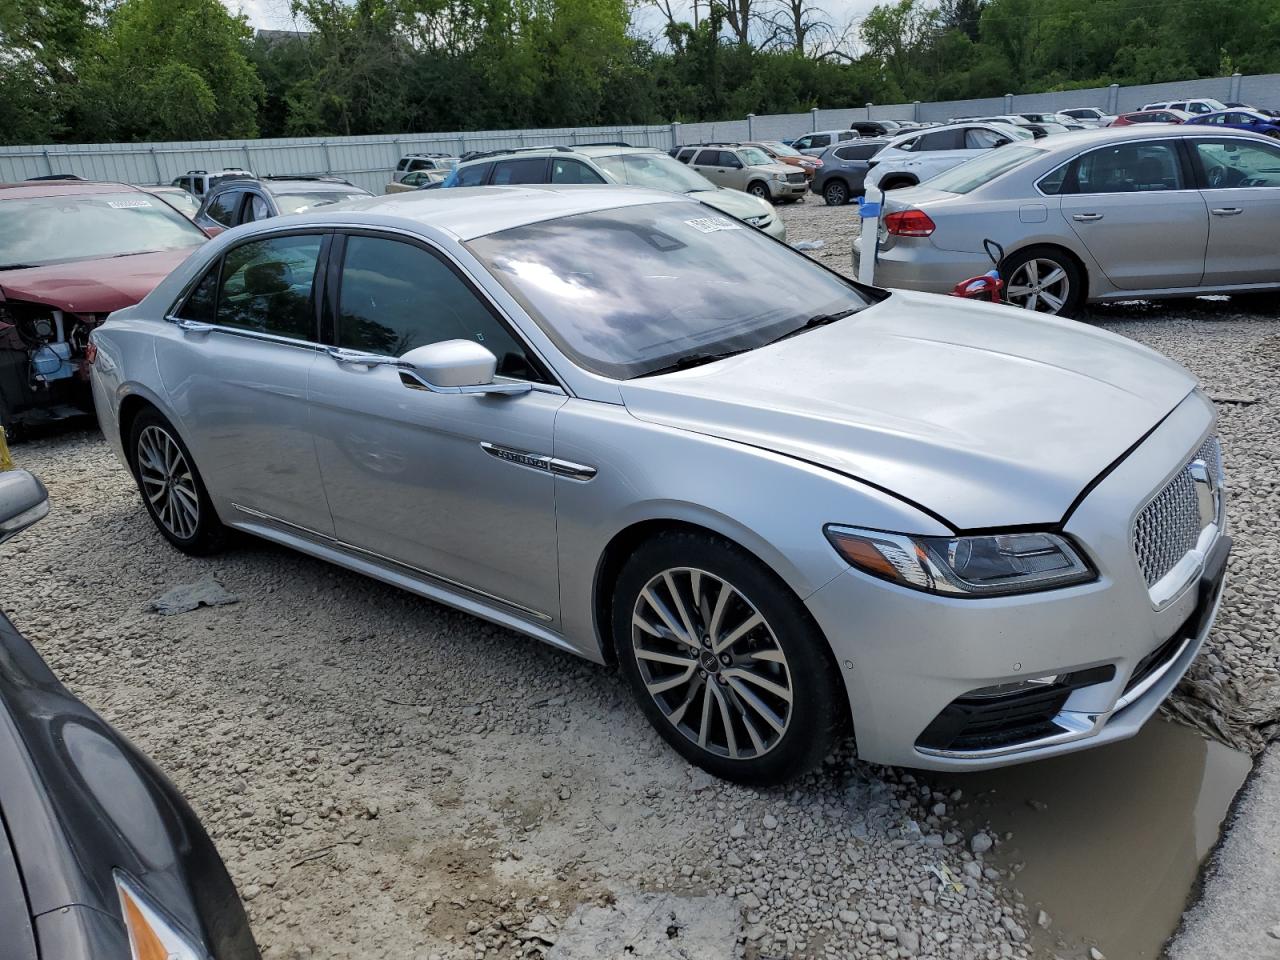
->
[106,198,153,209]
[684,216,741,234]
[346,194,366,201]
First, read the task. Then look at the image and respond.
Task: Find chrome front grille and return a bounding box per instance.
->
[1133,436,1223,586]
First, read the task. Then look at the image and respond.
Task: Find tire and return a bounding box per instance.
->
[612,529,845,785]
[747,181,771,201]
[823,180,849,206]
[128,408,226,555]
[1001,245,1086,318]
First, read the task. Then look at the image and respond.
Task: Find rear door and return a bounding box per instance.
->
[1189,136,1280,285]
[1058,139,1208,289]
[690,149,728,187]
[155,230,334,534]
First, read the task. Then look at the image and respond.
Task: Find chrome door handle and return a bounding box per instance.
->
[326,346,407,368]
[1072,213,1104,222]
[1211,207,1243,216]
[166,317,215,334]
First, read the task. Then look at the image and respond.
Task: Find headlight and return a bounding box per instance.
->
[824,525,1094,597]
[115,871,204,960]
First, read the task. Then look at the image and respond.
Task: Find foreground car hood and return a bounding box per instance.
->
[620,292,1196,528]
[691,188,773,221]
[0,248,197,314]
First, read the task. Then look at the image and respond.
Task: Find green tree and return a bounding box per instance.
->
[74,0,264,141]
[0,0,101,144]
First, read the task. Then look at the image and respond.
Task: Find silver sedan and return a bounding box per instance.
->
[856,125,1280,317]
[91,185,1229,783]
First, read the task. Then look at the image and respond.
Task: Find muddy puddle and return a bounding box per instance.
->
[932,718,1251,959]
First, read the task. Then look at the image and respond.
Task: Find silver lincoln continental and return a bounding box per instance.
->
[90,185,1230,784]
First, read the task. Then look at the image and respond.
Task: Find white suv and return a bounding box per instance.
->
[170,168,255,199]
[864,122,1034,191]
[790,130,860,157]
[1142,98,1228,116]
[1059,107,1116,127]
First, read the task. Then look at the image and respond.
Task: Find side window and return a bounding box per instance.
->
[176,261,219,323]
[203,190,238,226]
[918,129,965,151]
[965,128,1006,149]
[408,159,430,172]
[1038,161,1071,195]
[491,157,547,184]
[693,149,719,166]
[454,162,491,187]
[396,159,409,172]
[810,134,831,148]
[676,149,696,164]
[1192,139,1280,188]
[838,132,855,141]
[336,236,541,380]
[551,158,606,184]
[792,136,812,150]
[217,235,323,340]
[1073,142,1183,194]
[719,151,743,168]
[835,144,880,162]
[896,137,919,152]
[240,193,271,224]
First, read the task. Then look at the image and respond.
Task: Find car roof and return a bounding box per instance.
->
[275,184,690,241]
[0,180,142,200]
[260,178,362,194]
[1005,123,1268,153]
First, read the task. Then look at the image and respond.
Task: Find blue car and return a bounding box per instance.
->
[1187,109,1280,138]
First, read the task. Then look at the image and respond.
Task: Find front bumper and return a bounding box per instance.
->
[852,233,991,295]
[806,390,1226,771]
[768,180,808,201]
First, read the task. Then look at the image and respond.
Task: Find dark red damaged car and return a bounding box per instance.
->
[0,181,208,437]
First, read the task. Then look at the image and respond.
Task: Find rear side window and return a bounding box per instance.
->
[491,157,547,184]
[1065,142,1184,194]
[693,149,719,165]
[203,190,238,226]
[834,143,882,161]
[551,159,606,184]
[454,162,491,187]
[916,129,965,151]
[336,235,541,379]
[838,132,855,142]
[217,234,323,340]
[809,134,831,148]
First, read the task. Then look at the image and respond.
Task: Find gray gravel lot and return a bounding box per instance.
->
[1,200,1276,960]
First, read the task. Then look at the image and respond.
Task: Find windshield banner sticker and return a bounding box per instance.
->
[684,216,742,234]
[105,198,153,209]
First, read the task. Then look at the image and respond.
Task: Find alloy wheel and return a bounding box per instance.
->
[748,183,769,200]
[630,567,793,760]
[1006,258,1071,314]
[136,425,200,539]
[825,182,848,205]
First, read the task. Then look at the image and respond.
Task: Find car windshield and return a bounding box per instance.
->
[276,190,370,214]
[739,147,773,166]
[593,152,716,193]
[924,144,1044,193]
[763,141,802,157]
[0,191,206,269]
[467,201,875,380]
[150,190,201,219]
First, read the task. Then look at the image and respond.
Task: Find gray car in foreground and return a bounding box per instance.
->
[92,185,1228,783]
[856,125,1280,316]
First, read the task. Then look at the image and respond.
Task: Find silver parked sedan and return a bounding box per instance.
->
[856,125,1280,317]
[91,185,1229,784]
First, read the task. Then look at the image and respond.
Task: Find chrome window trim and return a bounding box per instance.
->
[230,503,553,622]
[163,316,324,352]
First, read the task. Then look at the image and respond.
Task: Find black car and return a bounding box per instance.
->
[809,139,889,205]
[847,120,920,138]
[0,469,257,960]
[194,175,372,234]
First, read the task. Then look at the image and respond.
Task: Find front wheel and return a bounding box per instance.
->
[612,530,845,785]
[823,180,849,206]
[747,181,771,201]
[129,408,226,555]
[1002,247,1085,318]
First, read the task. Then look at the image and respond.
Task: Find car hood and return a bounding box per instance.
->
[619,291,1197,529]
[0,248,198,314]
[690,188,774,220]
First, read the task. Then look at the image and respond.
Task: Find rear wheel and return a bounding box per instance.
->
[1002,246,1086,318]
[823,180,849,206]
[612,530,845,785]
[879,176,917,191]
[129,408,226,554]
[747,180,771,201]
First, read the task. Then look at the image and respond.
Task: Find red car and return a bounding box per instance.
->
[0,181,208,436]
[1109,109,1194,126]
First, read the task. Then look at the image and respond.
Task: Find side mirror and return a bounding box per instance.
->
[0,469,49,545]
[399,340,531,396]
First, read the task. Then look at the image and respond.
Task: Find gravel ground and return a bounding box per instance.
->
[1,200,1276,960]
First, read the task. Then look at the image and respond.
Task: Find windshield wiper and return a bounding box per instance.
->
[765,307,860,346]
[0,263,39,271]
[641,350,747,377]
[110,250,162,258]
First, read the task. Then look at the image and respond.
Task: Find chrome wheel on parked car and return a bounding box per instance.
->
[631,567,793,760]
[1003,251,1081,316]
[823,181,848,206]
[137,425,200,539]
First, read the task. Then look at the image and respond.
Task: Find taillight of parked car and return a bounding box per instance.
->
[884,210,936,237]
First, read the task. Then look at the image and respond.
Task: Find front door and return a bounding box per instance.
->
[308,232,566,625]
[1059,140,1208,290]
[1188,136,1280,286]
[155,230,335,535]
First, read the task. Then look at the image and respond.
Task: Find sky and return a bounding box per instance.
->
[221,0,884,46]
